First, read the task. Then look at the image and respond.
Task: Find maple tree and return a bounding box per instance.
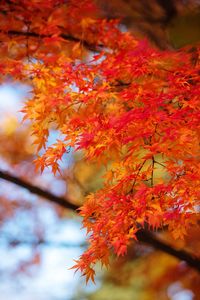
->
[0,0,200,284]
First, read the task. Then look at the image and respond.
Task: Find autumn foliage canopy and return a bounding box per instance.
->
[0,0,199,282]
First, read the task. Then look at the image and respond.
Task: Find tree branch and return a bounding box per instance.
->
[0,169,78,211]
[0,168,200,273]
[137,230,200,272]
[5,238,86,248]
[1,30,102,52]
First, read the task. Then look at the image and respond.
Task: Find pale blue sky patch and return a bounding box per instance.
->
[0,83,30,122]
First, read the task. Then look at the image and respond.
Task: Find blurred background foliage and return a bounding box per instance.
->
[169,11,200,48]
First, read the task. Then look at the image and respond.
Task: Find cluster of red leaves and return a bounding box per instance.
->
[0,0,199,282]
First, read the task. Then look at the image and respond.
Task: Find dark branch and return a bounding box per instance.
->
[0,168,200,273]
[6,238,86,248]
[156,0,177,25]
[137,230,200,272]
[1,30,103,52]
[0,169,79,211]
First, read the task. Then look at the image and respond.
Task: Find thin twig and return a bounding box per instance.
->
[129,160,146,193]
[151,156,155,187]
[154,160,166,168]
